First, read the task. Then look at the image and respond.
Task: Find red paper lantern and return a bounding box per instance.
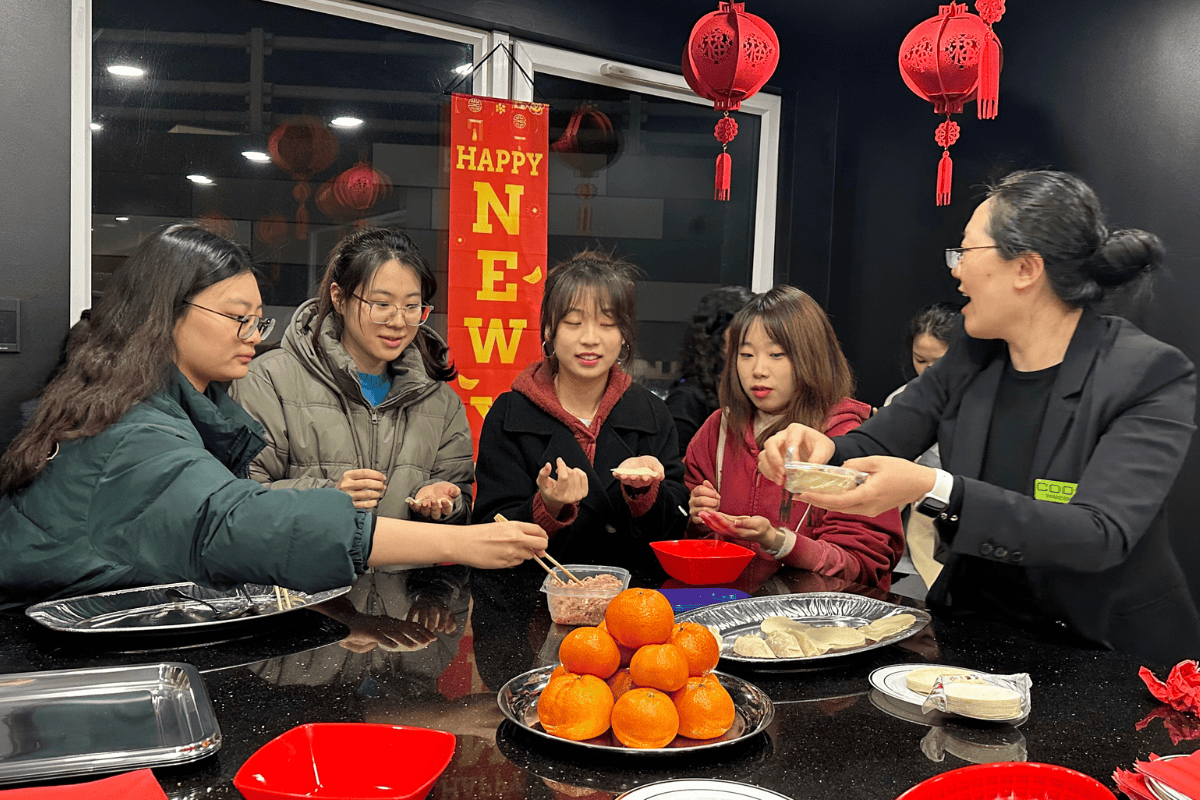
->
[682,2,779,201]
[268,115,339,239]
[899,2,1005,205]
[551,103,620,177]
[333,161,391,212]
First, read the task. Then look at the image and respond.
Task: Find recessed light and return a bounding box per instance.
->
[107,65,145,77]
[90,122,103,131]
[115,216,130,222]
[186,174,214,185]
[330,116,363,128]
[453,63,473,75]
[242,150,271,162]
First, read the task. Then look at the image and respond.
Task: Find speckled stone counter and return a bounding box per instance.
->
[0,562,1187,800]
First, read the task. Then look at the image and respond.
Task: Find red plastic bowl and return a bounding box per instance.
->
[650,539,756,585]
[895,762,1116,800]
[233,723,457,800]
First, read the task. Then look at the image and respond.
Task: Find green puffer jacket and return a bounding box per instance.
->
[0,368,373,610]
[229,300,473,526]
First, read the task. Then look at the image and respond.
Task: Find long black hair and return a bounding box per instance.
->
[312,228,455,381]
[0,223,255,494]
[673,285,753,408]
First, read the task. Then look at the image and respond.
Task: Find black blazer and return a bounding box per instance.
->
[473,383,690,576]
[835,312,1200,663]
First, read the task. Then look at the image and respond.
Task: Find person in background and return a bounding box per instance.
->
[231,228,471,535]
[758,170,1200,663]
[0,224,546,609]
[885,302,962,598]
[666,285,754,452]
[685,286,905,589]
[473,251,689,576]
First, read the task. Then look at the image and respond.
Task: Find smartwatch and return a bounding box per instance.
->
[915,469,954,518]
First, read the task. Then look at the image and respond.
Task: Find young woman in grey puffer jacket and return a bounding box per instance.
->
[232,228,473,536]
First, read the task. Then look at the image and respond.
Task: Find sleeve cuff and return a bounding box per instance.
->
[352,509,375,574]
[773,528,798,559]
[532,493,578,534]
[934,476,965,544]
[622,482,661,518]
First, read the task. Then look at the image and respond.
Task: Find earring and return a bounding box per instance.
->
[619,341,632,363]
[542,340,554,359]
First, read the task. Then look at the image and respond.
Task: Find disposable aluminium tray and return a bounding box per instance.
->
[0,662,221,785]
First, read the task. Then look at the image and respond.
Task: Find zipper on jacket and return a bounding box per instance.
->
[368,405,379,471]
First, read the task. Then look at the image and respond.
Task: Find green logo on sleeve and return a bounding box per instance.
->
[1034,479,1076,503]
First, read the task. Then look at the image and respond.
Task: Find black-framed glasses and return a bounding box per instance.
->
[351,293,433,327]
[184,302,275,341]
[945,245,999,270]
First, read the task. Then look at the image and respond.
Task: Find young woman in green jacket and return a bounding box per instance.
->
[0,224,546,609]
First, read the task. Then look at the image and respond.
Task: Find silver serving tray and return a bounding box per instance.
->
[497,665,774,755]
[26,581,351,635]
[676,592,931,666]
[0,662,221,784]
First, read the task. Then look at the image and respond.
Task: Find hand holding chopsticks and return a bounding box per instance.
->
[494,514,584,586]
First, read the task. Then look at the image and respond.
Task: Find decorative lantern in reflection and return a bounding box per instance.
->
[315,179,355,223]
[268,115,339,239]
[256,214,288,247]
[333,161,392,212]
[899,2,1005,205]
[197,213,236,241]
[551,103,620,178]
[682,2,779,201]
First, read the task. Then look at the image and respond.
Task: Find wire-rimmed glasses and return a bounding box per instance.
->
[352,293,433,327]
[184,302,275,341]
[945,245,999,270]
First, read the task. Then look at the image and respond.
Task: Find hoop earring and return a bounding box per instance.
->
[541,340,554,359]
[619,341,632,363]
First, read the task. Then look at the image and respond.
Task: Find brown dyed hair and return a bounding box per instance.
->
[718,285,855,450]
[540,250,641,373]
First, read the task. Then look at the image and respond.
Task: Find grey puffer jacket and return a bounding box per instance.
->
[230,300,473,528]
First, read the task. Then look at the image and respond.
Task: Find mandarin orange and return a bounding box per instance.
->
[537,673,614,741]
[668,621,721,676]
[549,664,571,682]
[558,626,621,679]
[629,642,690,692]
[605,667,636,701]
[671,673,735,739]
[604,588,675,649]
[599,620,637,667]
[610,687,679,748]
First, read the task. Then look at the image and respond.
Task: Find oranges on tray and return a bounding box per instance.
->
[536,588,736,749]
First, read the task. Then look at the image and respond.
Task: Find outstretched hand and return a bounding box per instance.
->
[612,456,665,490]
[757,424,835,485]
[408,481,460,520]
[798,456,937,518]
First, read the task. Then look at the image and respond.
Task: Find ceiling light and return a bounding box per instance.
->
[242,150,271,162]
[453,63,473,75]
[186,174,214,185]
[330,116,363,128]
[115,216,130,222]
[90,122,103,131]
[107,65,145,77]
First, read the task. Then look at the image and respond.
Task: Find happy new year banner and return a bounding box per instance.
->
[447,94,548,449]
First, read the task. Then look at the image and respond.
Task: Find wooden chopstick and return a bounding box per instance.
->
[493,513,585,586]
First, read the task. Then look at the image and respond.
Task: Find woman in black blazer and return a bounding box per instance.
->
[759,170,1200,664]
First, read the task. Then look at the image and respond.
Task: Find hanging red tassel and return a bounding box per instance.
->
[936,150,953,206]
[977,32,1000,119]
[295,202,309,241]
[715,152,732,202]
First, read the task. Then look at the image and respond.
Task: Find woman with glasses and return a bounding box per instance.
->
[758,170,1200,663]
[0,223,546,609]
[231,227,474,533]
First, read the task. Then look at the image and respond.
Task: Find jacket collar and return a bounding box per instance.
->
[157,366,266,477]
[503,364,654,435]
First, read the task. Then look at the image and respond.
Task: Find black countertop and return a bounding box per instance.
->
[0,562,1188,800]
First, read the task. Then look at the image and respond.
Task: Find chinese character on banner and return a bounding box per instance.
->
[447,94,549,450]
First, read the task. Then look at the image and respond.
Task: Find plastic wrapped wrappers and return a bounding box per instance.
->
[920,671,1032,721]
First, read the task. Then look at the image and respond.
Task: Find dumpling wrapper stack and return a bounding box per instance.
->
[943,682,1025,720]
[610,466,659,478]
[905,666,981,695]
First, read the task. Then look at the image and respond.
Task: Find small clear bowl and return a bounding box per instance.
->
[784,462,867,494]
[540,564,631,626]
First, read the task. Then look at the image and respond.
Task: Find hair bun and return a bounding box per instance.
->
[1092,229,1164,287]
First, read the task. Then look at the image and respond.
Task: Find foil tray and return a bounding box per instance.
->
[676,592,931,667]
[497,665,774,755]
[25,581,351,637]
[0,662,221,785]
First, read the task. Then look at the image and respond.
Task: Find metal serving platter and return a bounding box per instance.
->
[0,662,221,785]
[497,665,774,755]
[676,592,931,667]
[25,581,351,636]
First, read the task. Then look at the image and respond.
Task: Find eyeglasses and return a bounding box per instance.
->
[184,302,275,341]
[352,293,433,327]
[945,245,999,270]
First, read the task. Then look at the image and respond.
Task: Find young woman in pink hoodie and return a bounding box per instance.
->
[684,286,904,589]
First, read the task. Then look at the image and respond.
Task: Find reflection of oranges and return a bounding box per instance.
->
[629,643,689,692]
[605,668,635,701]
[668,622,721,676]
[605,589,675,649]
[610,688,679,748]
[559,626,620,679]
[672,674,736,739]
[537,673,614,741]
